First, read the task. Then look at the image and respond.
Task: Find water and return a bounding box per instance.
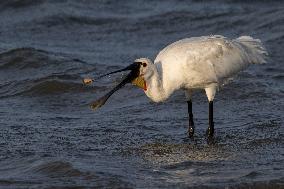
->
[0,0,283,188]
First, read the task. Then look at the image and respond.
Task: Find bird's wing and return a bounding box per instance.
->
[155,35,267,86]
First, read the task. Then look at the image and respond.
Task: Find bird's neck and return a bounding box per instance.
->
[144,65,170,102]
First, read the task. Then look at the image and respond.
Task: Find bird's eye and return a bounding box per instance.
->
[142,63,147,67]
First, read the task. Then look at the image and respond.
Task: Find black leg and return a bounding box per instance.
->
[206,101,214,137]
[187,100,194,137]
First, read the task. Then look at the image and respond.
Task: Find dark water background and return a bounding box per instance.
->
[0,0,283,188]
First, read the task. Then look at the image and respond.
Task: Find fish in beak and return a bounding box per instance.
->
[85,62,146,110]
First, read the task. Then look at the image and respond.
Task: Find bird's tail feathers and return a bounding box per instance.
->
[236,36,268,64]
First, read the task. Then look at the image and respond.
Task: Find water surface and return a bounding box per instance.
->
[0,0,283,188]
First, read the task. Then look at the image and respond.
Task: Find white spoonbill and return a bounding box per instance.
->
[84,35,268,137]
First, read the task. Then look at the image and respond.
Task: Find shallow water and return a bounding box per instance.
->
[0,0,283,188]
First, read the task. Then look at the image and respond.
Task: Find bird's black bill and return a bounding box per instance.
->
[95,62,140,80]
[90,62,140,110]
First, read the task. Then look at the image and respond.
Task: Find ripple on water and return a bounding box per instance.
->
[129,142,233,165]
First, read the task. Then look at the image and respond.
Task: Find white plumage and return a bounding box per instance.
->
[137,35,268,102]
[87,35,268,137]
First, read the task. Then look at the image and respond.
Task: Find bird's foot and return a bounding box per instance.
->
[188,128,194,138]
[188,123,195,138]
[206,135,216,145]
[206,123,214,138]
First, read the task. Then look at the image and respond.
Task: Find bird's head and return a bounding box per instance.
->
[132,57,154,90]
[83,58,153,110]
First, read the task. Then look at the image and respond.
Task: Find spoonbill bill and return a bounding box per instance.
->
[83,35,268,137]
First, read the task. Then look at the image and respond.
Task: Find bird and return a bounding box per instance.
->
[83,35,268,138]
